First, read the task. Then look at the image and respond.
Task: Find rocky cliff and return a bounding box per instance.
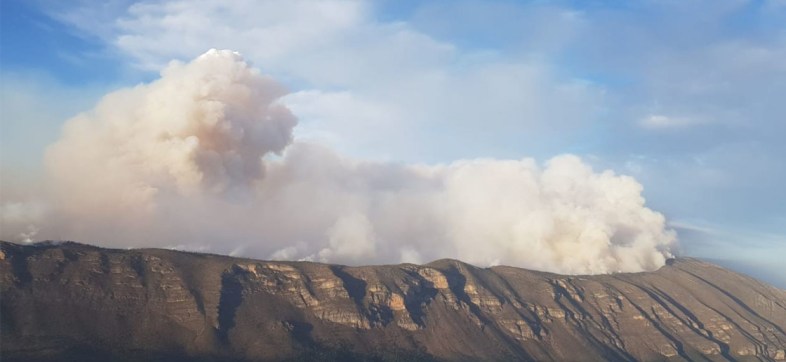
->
[1,241,785,361]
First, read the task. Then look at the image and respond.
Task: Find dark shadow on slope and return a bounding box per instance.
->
[329,266,366,305]
[402,269,438,327]
[10,254,33,287]
[284,320,315,347]
[216,271,244,343]
[130,254,147,280]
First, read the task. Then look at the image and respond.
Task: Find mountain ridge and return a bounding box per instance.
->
[1,240,785,361]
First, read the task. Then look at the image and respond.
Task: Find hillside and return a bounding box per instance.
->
[1,241,784,361]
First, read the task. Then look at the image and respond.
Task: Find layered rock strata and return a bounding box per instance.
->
[1,241,784,361]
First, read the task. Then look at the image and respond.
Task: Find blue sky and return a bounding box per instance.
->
[1,0,785,286]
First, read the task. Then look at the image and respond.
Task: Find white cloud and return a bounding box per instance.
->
[112,0,367,72]
[48,0,606,161]
[639,114,706,129]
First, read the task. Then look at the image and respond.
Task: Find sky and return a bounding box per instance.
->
[1,0,784,287]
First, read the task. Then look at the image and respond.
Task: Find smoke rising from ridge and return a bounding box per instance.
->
[0,50,676,274]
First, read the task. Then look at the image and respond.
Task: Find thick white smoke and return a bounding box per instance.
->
[1,50,676,274]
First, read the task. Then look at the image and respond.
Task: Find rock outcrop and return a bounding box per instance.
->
[1,241,785,361]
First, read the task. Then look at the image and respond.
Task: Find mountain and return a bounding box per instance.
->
[1,241,785,361]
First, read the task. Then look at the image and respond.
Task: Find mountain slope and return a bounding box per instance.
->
[1,241,784,361]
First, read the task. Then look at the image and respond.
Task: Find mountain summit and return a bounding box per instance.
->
[1,241,784,361]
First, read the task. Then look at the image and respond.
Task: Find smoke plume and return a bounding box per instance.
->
[1,50,676,274]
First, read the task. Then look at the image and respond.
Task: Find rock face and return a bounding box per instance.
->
[1,241,785,361]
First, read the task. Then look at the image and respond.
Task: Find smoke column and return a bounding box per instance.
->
[0,50,676,274]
